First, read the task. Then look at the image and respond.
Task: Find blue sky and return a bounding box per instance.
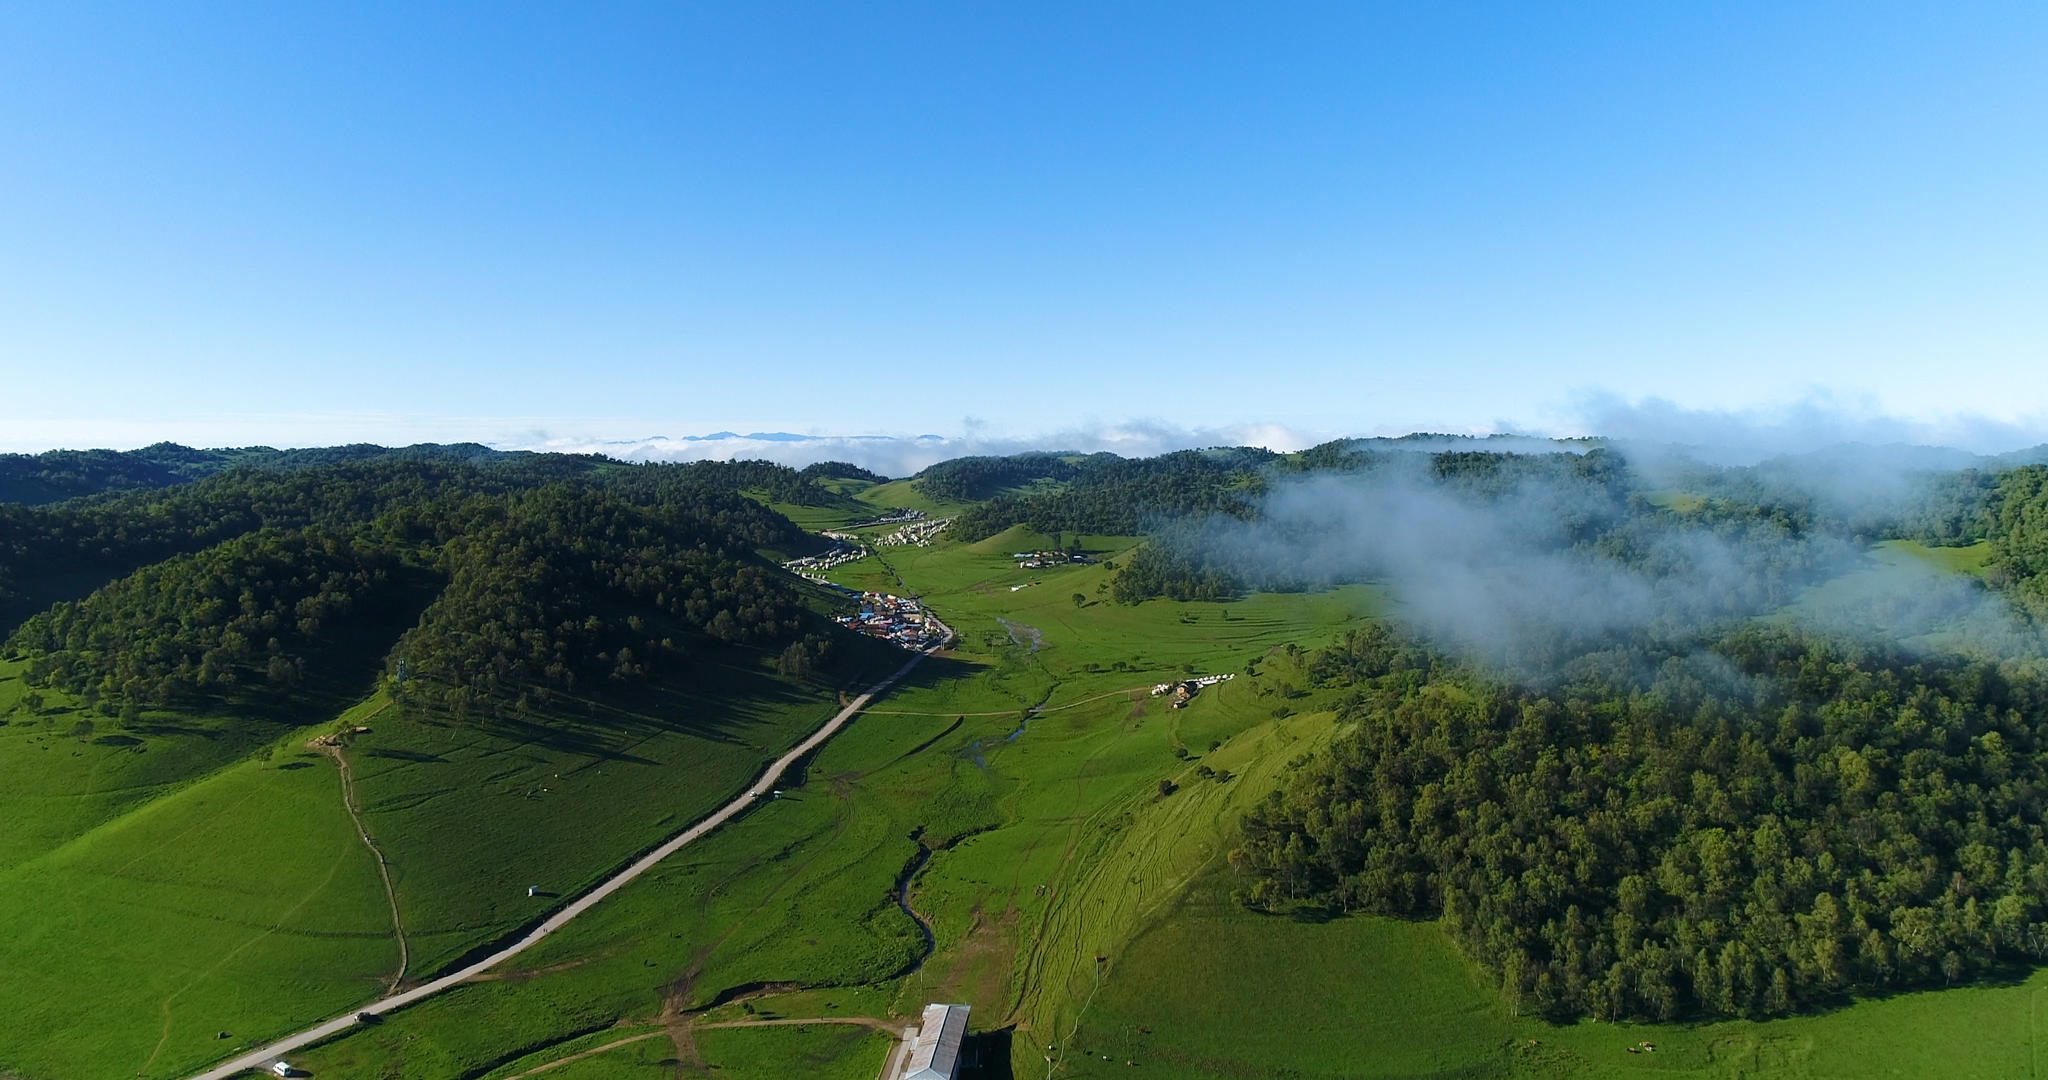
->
[3,2,2045,454]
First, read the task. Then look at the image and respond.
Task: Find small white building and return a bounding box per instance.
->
[898,1002,970,1080]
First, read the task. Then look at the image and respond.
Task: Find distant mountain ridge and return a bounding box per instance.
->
[11,434,2048,508]
[0,442,524,506]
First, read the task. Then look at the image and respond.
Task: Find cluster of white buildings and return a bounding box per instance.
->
[1151,672,1235,708]
[783,542,868,580]
[849,508,926,529]
[1012,549,1091,569]
[877,517,951,546]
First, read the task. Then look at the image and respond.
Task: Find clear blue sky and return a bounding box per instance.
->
[3,2,2045,452]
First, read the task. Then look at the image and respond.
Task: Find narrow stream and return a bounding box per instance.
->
[889,839,937,979]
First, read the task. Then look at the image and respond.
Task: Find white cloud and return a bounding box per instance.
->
[1559,391,2048,462]
[517,421,1325,477]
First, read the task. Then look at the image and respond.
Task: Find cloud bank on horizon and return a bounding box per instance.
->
[516,420,1327,477]
[7,394,2047,478]
[1574,392,2048,463]
[518,393,2048,476]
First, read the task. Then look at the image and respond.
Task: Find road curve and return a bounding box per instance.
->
[186,630,948,1080]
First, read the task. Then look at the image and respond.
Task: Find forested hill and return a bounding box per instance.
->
[0,458,850,725]
[0,441,513,505]
[1235,620,2048,1023]
[943,447,1281,541]
[0,441,865,508]
[1222,468,2048,1025]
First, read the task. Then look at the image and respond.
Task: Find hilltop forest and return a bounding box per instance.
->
[0,455,864,724]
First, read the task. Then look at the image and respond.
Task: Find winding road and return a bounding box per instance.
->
[185,623,950,1080]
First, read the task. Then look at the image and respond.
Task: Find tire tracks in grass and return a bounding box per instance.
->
[1006,704,1135,1024]
[669,795,861,1009]
[137,830,355,1079]
[1016,723,1233,1054]
[861,683,1153,718]
[496,1017,901,1080]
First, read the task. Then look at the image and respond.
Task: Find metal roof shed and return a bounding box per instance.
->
[899,1002,970,1080]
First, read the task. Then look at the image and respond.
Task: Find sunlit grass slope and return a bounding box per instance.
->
[0,632,896,1080]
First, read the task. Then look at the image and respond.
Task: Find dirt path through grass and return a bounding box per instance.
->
[314,731,408,993]
[498,1031,665,1079]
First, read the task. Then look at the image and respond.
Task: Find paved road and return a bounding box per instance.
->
[186,635,948,1080]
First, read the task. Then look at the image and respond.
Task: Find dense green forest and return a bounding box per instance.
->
[0,441,518,505]
[385,486,823,720]
[9,527,417,712]
[913,451,1092,502]
[1987,466,2048,621]
[1228,465,2048,1023]
[946,448,1277,541]
[798,460,890,484]
[0,457,854,724]
[1235,621,2048,1022]
[0,441,868,510]
[0,454,851,629]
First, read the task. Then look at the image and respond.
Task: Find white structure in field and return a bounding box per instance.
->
[898,1002,970,1080]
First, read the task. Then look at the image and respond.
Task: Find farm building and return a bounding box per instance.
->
[898,1002,970,1080]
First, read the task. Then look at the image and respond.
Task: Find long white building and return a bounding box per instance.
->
[899,1002,970,1080]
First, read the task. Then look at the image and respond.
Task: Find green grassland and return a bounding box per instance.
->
[1773,537,2009,655]
[692,1025,896,1080]
[856,478,981,517]
[0,634,899,1080]
[1884,537,1995,575]
[1065,867,2048,1080]
[746,476,980,531]
[0,708,397,1079]
[471,1022,892,1080]
[1644,489,1709,513]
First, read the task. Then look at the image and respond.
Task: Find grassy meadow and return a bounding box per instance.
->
[0,632,898,1080]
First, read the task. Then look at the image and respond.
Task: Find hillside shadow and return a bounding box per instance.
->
[364,747,448,764]
[129,721,222,739]
[887,652,984,696]
[961,1026,1014,1080]
[385,623,976,774]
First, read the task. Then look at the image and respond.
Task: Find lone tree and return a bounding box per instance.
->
[1157,778,1177,797]
[1072,593,1086,608]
